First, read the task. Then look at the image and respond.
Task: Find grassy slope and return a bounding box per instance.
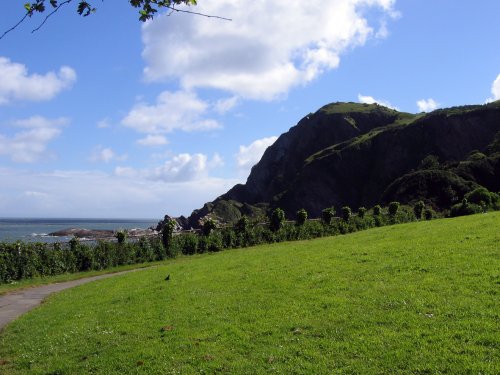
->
[1,213,499,374]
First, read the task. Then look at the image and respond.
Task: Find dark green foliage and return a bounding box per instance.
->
[373,205,382,216]
[296,208,308,226]
[115,230,127,244]
[270,208,285,232]
[464,187,493,206]
[424,208,434,220]
[414,200,425,219]
[388,201,400,217]
[201,218,217,236]
[341,206,352,222]
[234,216,249,234]
[419,155,440,170]
[179,233,198,255]
[136,237,156,263]
[162,219,177,258]
[22,0,196,21]
[450,198,483,217]
[357,207,366,219]
[322,207,335,225]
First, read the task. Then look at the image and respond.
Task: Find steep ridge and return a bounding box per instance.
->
[184,101,500,227]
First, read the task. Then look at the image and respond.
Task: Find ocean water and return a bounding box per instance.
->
[0,218,158,243]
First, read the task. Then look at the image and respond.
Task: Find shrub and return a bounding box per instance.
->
[357,207,366,219]
[202,218,217,236]
[234,216,249,234]
[414,200,425,219]
[162,219,177,258]
[341,206,352,222]
[372,205,382,216]
[322,207,335,225]
[180,233,198,255]
[296,208,308,226]
[464,187,493,207]
[270,208,285,232]
[221,228,236,249]
[450,198,483,217]
[207,232,223,252]
[115,230,127,244]
[424,208,434,220]
[388,201,400,217]
[136,237,155,263]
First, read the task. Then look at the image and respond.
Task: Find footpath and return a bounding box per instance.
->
[0,268,151,331]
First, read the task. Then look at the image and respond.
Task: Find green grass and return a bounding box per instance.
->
[1,213,499,374]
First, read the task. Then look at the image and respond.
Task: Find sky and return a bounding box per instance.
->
[0,0,499,219]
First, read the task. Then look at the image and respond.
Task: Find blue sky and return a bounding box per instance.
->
[0,0,499,218]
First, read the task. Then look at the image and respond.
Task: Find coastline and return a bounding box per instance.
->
[0,218,159,243]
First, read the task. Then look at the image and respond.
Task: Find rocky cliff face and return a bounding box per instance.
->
[185,101,500,227]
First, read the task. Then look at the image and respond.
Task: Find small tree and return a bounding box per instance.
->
[414,201,425,219]
[321,207,335,225]
[202,218,217,236]
[270,208,285,232]
[115,230,127,244]
[69,237,79,252]
[388,201,400,217]
[162,219,177,255]
[296,208,308,226]
[358,207,366,219]
[234,216,249,234]
[464,187,492,207]
[372,205,382,216]
[341,206,352,222]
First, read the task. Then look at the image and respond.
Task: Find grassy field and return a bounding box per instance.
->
[0,213,499,374]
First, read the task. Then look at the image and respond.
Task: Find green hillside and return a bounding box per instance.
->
[1,213,499,374]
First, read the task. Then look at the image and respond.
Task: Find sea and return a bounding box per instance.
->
[0,218,159,243]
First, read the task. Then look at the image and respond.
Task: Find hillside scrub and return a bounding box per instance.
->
[0,213,499,374]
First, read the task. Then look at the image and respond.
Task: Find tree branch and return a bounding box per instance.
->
[165,5,232,21]
[32,0,74,34]
[0,1,231,41]
[0,12,31,41]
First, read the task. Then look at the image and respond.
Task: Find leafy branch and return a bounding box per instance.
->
[1,0,230,41]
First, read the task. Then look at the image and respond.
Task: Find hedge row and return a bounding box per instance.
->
[1,191,498,284]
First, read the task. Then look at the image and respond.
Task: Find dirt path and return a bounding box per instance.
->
[0,268,152,331]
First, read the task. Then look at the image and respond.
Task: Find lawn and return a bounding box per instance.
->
[0,213,499,374]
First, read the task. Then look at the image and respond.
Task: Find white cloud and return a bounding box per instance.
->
[358,94,398,110]
[0,57,76,105]
[416,98,439,112]
[97,118,111,129]
[214,96,239,114]
[488,74,500,102]
[149,153,223,182]
[0,116,68,163]
[113,152,224,183]
[142,0,397,100]
[236,136,278,176]
[89,146,128,163]
[0,167,238,218]
[122,90,221,134]
[137,134,169,146]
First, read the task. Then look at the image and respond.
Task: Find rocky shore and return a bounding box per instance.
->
[48,227,157,240]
